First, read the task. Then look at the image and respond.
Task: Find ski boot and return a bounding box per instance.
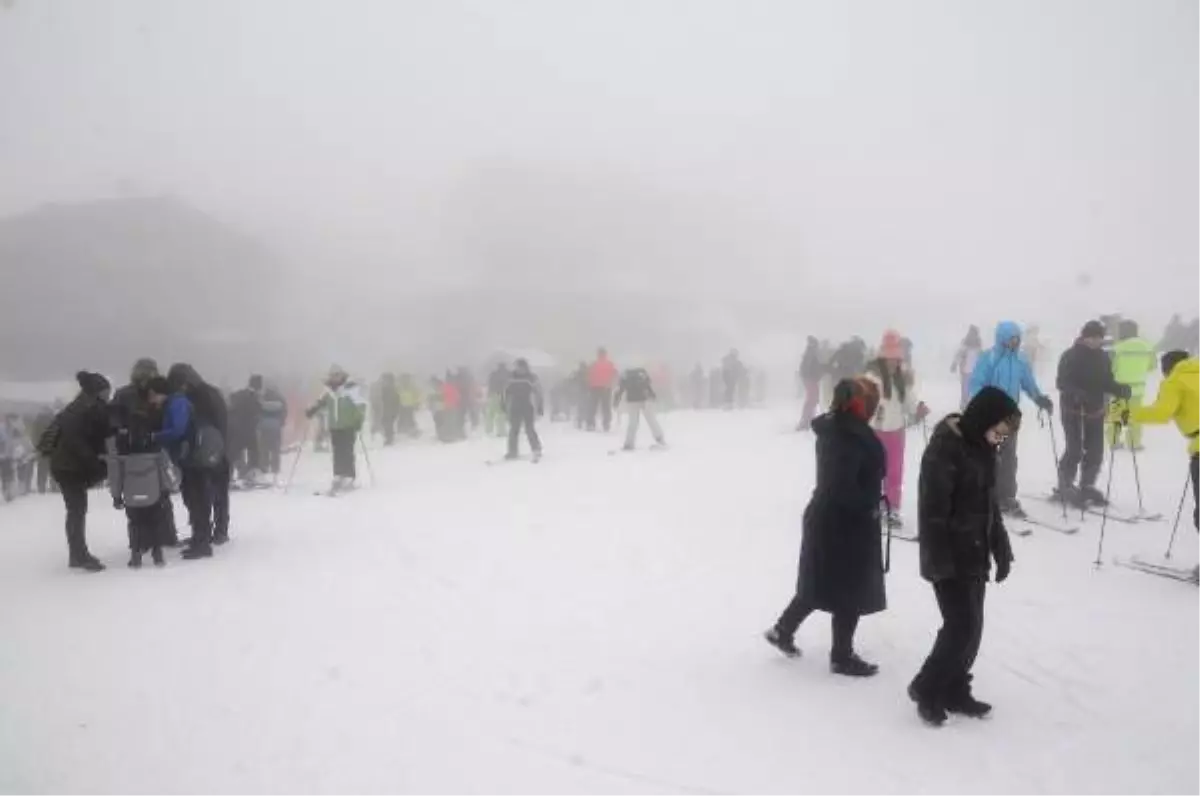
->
[998,498,1028,520]
[763,627,801,658]
[1080,486,1108,507]
[128,551,143,569]
[1053,483,1084,509]
[650,439,667,450]
[830,652,879,678]
[213,531,230,546]
[531,450,543,463]
[908,684,947,727]
[151,547,165,567]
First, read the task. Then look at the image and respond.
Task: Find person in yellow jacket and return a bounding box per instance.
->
[1124,350,1198,528]
[1107,320,1157,450]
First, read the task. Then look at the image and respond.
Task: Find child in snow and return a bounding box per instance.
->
[865,331,929,530]
[305,366,367,493]
[111,376,180,568]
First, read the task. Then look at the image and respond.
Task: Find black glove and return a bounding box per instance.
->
[113,496,124,510]
[1119,407,1131,426]
[1035,395,1053,413]
[1115,384,1133,400]
[995,555,1011,583]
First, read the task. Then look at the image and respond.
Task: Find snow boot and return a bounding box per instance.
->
[908,684,946,727]
[945,693,992,718]
[830,652,879,677]
[128,551,143,569]
[998,498,1028,520]
[1080,486,1108,507]
[763,627,801,658]
[70,554,105,573]
[181,544,213,560]
[213,532,229,546]
[151,547,165,567]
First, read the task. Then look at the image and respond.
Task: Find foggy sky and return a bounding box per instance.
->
[1,0,1196,334]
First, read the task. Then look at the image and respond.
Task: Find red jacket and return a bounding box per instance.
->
[588,357,617,389]
[442,382,461,410]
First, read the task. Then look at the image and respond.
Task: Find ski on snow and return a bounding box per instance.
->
[1007,514,1078,535]
[485,454,541,466]
[1025,493,1156,525]
[1113,556,1198,584]
[608,445,668,456]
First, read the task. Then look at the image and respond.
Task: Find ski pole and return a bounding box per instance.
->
[282,422,309,494]
[1078,412,1088,524]
[1093,441,1118,568]
[1128,426,1146,518]
[920,416,929,448]
[1165,469,1191,560]
[358,432,376,487]
[881,495,892,574]
[1043,409,1068,521]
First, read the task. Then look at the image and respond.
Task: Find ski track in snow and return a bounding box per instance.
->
[0,379,1195,793]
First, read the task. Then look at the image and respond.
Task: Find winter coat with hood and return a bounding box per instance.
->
[503,364,544,414]
[310,376,367,432]
[588,354,618,390]
[47,383,111,485]
[1056,340,1129,417]
[969,321,1047,406]
[1131,356,1199,455]
[917,387,1018,583]
[614,368,657,405]
[794,392,888,616]
[167,364,228,440]
[1110,323,1156,397]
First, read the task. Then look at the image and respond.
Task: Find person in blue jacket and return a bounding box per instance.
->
[969,321,1054,518]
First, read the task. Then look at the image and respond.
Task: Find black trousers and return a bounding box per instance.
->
[330,429,357,479]
[228,436,259,480]
[181,467,215,549]
[57,475,91,560]
[1058,409,1105,489]
[381,411,398,445]
[126,503,165,552]
[996,426,1020,503]
[260,427,283,474]
[212,458,230,538]
[587,388,613,431]
[37,456,56,493]
[507,406,542,456]
[774,595,860,659]
[911,578,986,703]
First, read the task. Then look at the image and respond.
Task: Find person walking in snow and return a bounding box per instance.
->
[764,377,886,678]
[503,358,543,461]
[1124,351,1198,528]
[485,362,511,437]
[227,375,264,485]
[586,348,618,431]
[1107,320,1156,451]
[1054,321,1132,508]
[968,320,1053,518]
[951,325,983,410]
[721,349,747,410]
[796,337,824,431]
[614,366,666,450]
[305,366,367,493]
[258,381,288,476]
[908,386,1019,726]
[865,331,929,530]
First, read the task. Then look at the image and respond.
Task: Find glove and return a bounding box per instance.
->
[1119,406,1131,426]
[995,555,1011,583]
[915,402,930,420]
[112,496,124,510]
[1035,395,1053,413]
[1115,384,1133,400]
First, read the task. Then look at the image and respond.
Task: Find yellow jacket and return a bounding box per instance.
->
[1131,358,1199,455]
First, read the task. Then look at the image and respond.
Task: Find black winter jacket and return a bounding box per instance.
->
[48,394,110,484]
[917,416,1013,583]
[504,372,543,415]
[799,344,823,381]
[227,388,262,445]
[1056,341,1129,416]
[614,369,657,404]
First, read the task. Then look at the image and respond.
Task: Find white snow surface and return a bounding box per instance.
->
[0,379,1196,794]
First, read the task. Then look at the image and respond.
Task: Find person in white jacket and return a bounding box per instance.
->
[865,330,929,529]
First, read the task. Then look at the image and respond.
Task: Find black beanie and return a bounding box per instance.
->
[1161,350,1189,378]
[249,374,264,390]
[145,376,171,396]
[1080,320,1106,339]
[960,386,1021,446]
[76,370,111,398]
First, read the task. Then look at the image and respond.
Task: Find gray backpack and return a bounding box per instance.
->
[116,453,168,508]
[185,423,225,469]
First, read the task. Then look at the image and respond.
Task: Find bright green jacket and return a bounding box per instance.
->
[1111,337,1156,395]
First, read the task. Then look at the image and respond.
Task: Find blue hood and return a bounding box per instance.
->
[993,320,1021,350]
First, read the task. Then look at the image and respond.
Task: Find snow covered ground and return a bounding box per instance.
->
[0,379,1196,794]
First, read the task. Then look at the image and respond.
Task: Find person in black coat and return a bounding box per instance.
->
[764,377,887,677]
[503,359,543,460]
[1055,320,1132,506]
[44,371,112,571]
[908,386,1020,726]
[167,363,231,555]
[796,336,825,430]
[227,375,264,482]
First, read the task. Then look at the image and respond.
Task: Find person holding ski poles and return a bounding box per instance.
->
[864,330,929,531]
[968,320,1053,519]
[305,366,367,494]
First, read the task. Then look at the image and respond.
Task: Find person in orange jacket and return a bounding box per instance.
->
[586,347,618,432]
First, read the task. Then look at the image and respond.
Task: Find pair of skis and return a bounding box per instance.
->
[1113,556,1199,584]
[485,452,542,466]
[1026,493,1163,526]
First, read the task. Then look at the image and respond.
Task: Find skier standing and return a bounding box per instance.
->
[951,325,983,410]
[397,373,421,438]
[796,336,824,431]
[968,320,1053,518]
[721,349,746,410]
[110,357,178,546]
[1125,351,1198,527]
[764,377,885,677]
[227,375,264,485]
[305,366,367,492]
[586,348,618,431]
[614,367,666,450]
[865,331,929,529]
[908,386,1019,726]
[1108,320,1156,451]
[377,373,401,446]
[1054,321,1132,507]
[485,362,511,437]
[43,371,112,571]
[163,363,229,556]
[503,359,543,461]
[258,381,288,477]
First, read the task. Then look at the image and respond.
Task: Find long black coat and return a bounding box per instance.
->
[48,394,109,486]
[917,417,1014,583]
[795,411,888,616]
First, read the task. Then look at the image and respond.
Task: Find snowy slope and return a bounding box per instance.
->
[0,379,1195,794]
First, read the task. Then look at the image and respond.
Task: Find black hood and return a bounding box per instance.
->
[960,386,1021,446]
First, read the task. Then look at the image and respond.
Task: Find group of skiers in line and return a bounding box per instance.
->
[0,405,59,501]
[681,349,769,411]
[764,317,1199,727]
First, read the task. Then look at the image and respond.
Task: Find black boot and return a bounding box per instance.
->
[763,627,801,658]
[70,554,105,573]
[128,551,143,569]
[945,693,992,718]
[151,547,165,567]
[1080,486,1107,506]
[830,652,879,677]
[908,684,946,727]
[181,544,213,560]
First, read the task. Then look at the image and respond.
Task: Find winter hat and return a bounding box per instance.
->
[145,376,171,396]
[167,363,202,391]
[76,370,111,398]
[328,364,348,382]
[1080,320,1106,340]
[130,357,159,384]
[879,330,905,360]
[960,386,1021,446]
[1161,350,1190,378]
[1117,319,1138,340]
[249,374,264,391]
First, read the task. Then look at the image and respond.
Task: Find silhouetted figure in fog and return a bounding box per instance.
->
[504,359,543,460]
[586,348,618,431]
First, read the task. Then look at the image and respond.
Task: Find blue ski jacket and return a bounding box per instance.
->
[969,321,1047,406]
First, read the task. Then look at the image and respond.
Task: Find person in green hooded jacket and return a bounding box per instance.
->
[1108,320,1157,450]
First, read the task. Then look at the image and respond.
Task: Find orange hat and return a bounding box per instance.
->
[879,330,904,360]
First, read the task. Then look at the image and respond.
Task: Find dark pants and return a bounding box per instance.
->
[0,460,12,501]
[723,379,737,409]
[1059,409,1105,489]
[181,467,215,549]
[37,456,56,493]
[126,503,165,552]
[212,458,230,539]
[330,429,356,479]
[911,578,986,703]
[57,475,91,561]
[227,434,259,480]
[398,407,417,435]
[381,411,398,445]
[507,406,542,457]
[587,388,613,431]
[995,425,1020,503]
[260,427,283,474]
[774,596,860,659]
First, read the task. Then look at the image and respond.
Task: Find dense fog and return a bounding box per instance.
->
[0,0,1195,386]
